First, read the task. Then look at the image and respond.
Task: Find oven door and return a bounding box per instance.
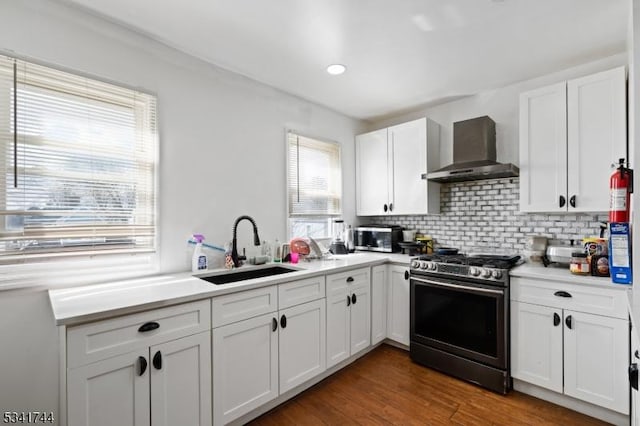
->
[410,274,507,369]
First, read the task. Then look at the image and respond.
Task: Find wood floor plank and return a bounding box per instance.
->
[249,345,610,426]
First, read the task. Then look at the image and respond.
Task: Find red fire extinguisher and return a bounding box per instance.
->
[609,158,633,223]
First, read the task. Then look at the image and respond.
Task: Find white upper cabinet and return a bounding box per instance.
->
[356,118,440,216]
[519,66,626,212]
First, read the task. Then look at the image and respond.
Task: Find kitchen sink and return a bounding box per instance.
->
[198,265,299,285]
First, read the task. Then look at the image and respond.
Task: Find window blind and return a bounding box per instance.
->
[0,55,157,264]
[287,131,341,216]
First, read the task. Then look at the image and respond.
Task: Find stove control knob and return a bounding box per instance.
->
[492,270,503,279]
[429,262,437,271]
[411,260,421,269]
[469,267,480,276]
[420,261,430,270]
[481,268,491,278]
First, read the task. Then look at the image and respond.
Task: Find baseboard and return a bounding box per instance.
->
[513,379,629,426]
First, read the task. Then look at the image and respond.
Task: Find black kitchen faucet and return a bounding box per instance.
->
[231,215,261,267]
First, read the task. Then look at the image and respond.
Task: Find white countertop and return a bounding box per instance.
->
[510,262,630,290]
[49,251,413,326]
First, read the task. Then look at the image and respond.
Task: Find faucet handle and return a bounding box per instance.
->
[238,248,247,261]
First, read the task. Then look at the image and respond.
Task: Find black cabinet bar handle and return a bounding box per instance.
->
[346,276,354,283]
[559,195,566,208]
[280,314,287,329]
[347,295,351,306]
[404,271,409,280]
[554,291,572,298]
[553,312,560,326]
[152,351,162,370]
[351,294,357,305]
[137,356,147,376]
[383,204,388,212]
[272,317,278,332]
[565,315,573,329]
[138,322,160,332]
[569,195,576,208]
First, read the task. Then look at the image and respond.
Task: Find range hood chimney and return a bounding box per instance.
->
[427,116,518,183]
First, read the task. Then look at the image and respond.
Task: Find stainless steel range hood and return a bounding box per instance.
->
[427,116,518,183]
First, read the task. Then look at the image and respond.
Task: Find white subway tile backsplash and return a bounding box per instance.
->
[364,177,608,254]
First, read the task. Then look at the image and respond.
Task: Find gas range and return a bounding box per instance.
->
[409,254,521,286]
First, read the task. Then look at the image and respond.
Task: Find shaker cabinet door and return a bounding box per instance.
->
[67,349,150,426]
[519,82,567,213]
[212,313,278,425]
[355,129,389,216]
[567,66,626,212]
[510,301,563,393]
[150,331,212,426]
[563,310,629,414]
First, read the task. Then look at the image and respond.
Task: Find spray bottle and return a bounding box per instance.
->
[192,234,208,272]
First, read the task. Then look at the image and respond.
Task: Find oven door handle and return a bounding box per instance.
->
[411,276,504,295]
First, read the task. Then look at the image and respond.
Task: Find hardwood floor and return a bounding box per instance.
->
[249,345,609,425]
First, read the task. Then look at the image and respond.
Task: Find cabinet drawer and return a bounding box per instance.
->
[279,276,326,309]
[212,286,277,328]
[326,268,369,296]
[67,299,210,368]
[511,277,628,319]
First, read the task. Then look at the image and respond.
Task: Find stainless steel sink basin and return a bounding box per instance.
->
[198,265,299,285]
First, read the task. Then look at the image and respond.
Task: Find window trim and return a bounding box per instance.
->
[285,129,342,240]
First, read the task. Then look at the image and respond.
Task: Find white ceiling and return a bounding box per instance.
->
[63,0,628,121]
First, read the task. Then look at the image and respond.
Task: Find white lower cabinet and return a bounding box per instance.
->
[370,265,387,345]
[511,277,629,414]
[387,265,410,346]
[212,313,279,426]
[278,299,326,393]
[68,331,212,426]
[67,349,150,426]
[563,310,628,412]
[212,278,326,425]
[65,301,212,426]
[511,301,563,393]
[326,268,371,368]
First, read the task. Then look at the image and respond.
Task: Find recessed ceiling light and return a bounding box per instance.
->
[326,64,346,75]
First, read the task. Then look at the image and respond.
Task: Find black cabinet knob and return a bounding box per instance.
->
[630,364,639,390]
[569,195,576,208]
[346,295,351,306]
[351,294,357,305]
[346,276,354,283]
[389,203,393,212]
[554,291,572,298]
[280,314,287,329]
[553,312,560,326]
[565,315,573,330]
[383,204,388,212]
[152,351,162,370]
[559,195,566,208]
[272,317,278,332]
[137,356,147,376]
[404,271,409,280]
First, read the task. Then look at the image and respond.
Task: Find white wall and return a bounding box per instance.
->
[369,54,627,168]
[0,0,364,419]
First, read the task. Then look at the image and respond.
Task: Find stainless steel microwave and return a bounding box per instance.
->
[354,225,402,253]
